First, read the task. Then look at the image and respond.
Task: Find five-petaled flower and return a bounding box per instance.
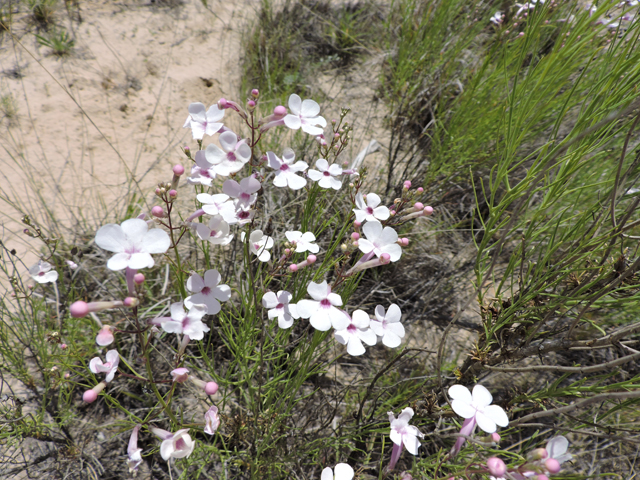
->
[89,349,120,383]
[334,310,377,356]
[285,230,320,254]
[204,406,220,435]
[283,94,327,136]
[353,192,390,224]
[321,463,354,480]
[151,427,195,462]
[95,218,170,271]
[205,131,251,176]
[127,425,143,473]
[183,102,224,140]
[241,230,274,262]
[262,290,299,329]
[308,158,343,190]
[388,407,424,470]
[192,215,233,246]
[297,280,349,331]
[358,220,402,262]
[187,150,217,186]
[159,302,210,341]
[370,303,405,348]
[29,260,58,284]
[223,176,261,210]
[449,384,509,434]
[267,149,308,190]
[184,270,231,314]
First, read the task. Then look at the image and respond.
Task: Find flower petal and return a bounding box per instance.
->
[475,411,497,433]
[142,228,171,254]
[219,131,239,152]
[448,385,472,403]
[484,405,509,428]
[283,114,301,130]
[472,384,493,408]
[95,224,126,253]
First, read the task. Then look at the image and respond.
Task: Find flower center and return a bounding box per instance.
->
[227,152,237,162]
[202,286,211,295]
[175,437,186,450]
[240,192,251,201]
[366,206,374,215]
[347,324,357,333]
[38,272,45,276]
[280,164,289,171]
[320,299,331,307]
[238,211,250,219]
[202,171,211,178]
[323,171,331,176]
[276,303,284,309]
[210,230,218,237]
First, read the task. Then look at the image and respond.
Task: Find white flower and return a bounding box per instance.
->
[223,176,261,210]
[321,463,354,480]
[197,193,236,222]
[448,384,509,434]
[388,407,424,455]
[285,230,319,254]
[308,158,343,190]
[95,218,170,271]
[29,260,58,284]
[490,11,503,25]
[187,150,217,186]
[127,425,143,473]
[151,427,195,461]
[358,220,402,262]
[204,406,220,435]
[205,131,251,176]
[183,102,224,140]
[184,270,231,314]
[161,302,210,340]
[227,206,255,226]
[267,149,308,190]
[89,349,120,383]
[546,436,572,464]
[283,94,327,136]
[262,290,299,329]
[370,304,405,348]
[192,215,233,246]
[297,280,349,331]
[241,230,274,262]
[334,310,377,356]
[353,192,390,223]
[515,0,543,16]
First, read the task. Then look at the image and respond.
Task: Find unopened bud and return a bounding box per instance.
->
[545,459,560,474]
[414,202,424,211]
[341,244,347,252]
[417,187,424,193]
[351,232,360,240]
[247,100,256,109]
[60,343,67,350]
[403,180,411,189]
[173,164,185,176]
[274,105,287,116]
[353,220,362,228]
[380,253,391,264]
[528,448,548,461]
[424,206,434,216]
[251,89,259,98]
[218,98,228,109]
[123,297,139,307]
[151,206,166,218]
[289,264,298,272]
[168,189,177,198]
[83,381,106,403]
[133,273,145,285]
[487,457,506,477]
[205,381,219,395]
[491,433,501,443]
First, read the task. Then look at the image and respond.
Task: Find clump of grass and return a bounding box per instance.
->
[27,0,58,29]
[36,27,75,56]
[0,92,17,121]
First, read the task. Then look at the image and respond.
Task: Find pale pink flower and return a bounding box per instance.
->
[262,290,299,329]
[227,206,255,226]
[370,304,405,348]
[449,384,509,434]
[184,270,231,314]
[187,150,217,186]
[297,281,349,331]
[334,310,377,356]
[241,230,273,262]
[127,425,143,473]
[205,131,251,176]
[160,302,210,341]
[89,349,119,383]
[388,407,423,470]
[285,231,319,254]
[96,325,115,346]
[489,11,504,25]
[321,463,354,480]
[95,218,170,271]
[223,176,261,210]
[197,193,234,219]
[183,102,224,140]
[29,260,58,284]
[170,368,189,383]
[283,94,327,136]
[358,220,402,262]
[192,215,233,246]
[151,427,195,461]
[353,192,390,223]
[204,406,220,435]
[308,159,343,190]
[545,436,571,473]
[267,149,308,190]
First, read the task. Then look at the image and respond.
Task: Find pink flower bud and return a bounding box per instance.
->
[487,457,506,477]
[545,458,561,474]
[380,253,391,264]
[400,238,409,247]
[205,381,219,395]
[284,248,291,255]
[351,232,360,240]
[96,325,115,346]
[251,89,259,98]
[184,145,190,152]
[403,180,412,189]
[424,206,434,216]
[64,373,70,379]
[83,389,98,403]
[155,187,162,196]
[528,448,548,461]
[60,343,67,350]
[123,297,138,307]
[133,273,145,285]
[306,255,317,264]
[171,367,189,383]
[247,100,256,108]
[353,220,362,228]
[289,264,299,272]
[519,32,525,37]
[70,301,89,318]
[218,98,228,109]
[417,187,424,193]
[66,260,78,269]
[173,164,185,176]
[414,202,424,211]
[168,189,177,198]
[274,105,286,116]
[151,206,166,218]
[537,476,550,480]
[491,432,501,443]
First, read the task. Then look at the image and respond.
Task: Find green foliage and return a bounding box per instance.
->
[36,27,75,56]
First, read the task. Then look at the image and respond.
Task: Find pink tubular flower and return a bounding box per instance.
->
[204,405,220,435]
[308,158,343,190]
[358,220,402,262]
[29,260,58,284]
[191,215,233,246]
[262,290,299,329]
[95,218,170,271]
[151,427,195,461]
[205,131,251,176]
[223,176,261,210]
[353,192,390,223]
[127,425,143,473]
[183,102,224,140]
[159,302,210,341]
[283,94,327,136]
[171,368,189,383]
[321,463,354,480]
[267,149,308,190]
[388,407,424,470]
[184,270,231,315]
[297,280,349,331]
[334,310,377,356]
[370,303,405,348]
[285,230,319,254]
[89,349,120,383]
[96,325,115,346]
